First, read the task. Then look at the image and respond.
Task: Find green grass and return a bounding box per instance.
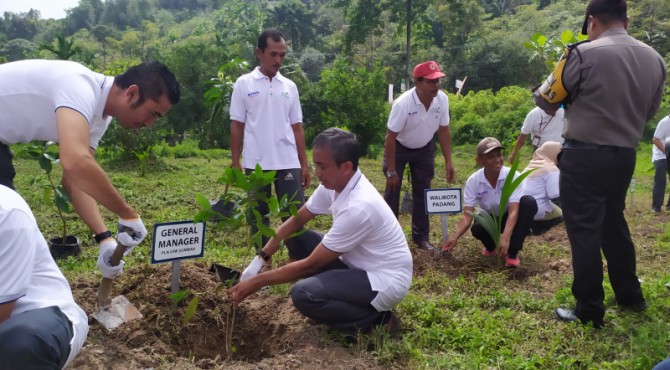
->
[10,141,670,369]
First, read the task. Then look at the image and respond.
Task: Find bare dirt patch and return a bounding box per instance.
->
[70,262,382,370]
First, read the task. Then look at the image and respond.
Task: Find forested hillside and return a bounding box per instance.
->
[1,0,669,151]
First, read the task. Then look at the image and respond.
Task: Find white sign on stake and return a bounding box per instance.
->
[425,188,462,214]
[424,188,462,246]
[151,221,205,264]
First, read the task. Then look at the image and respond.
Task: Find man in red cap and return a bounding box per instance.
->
[535,0,667,328]
[383,61,456,252]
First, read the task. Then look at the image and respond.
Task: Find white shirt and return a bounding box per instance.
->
[387,87,450,149]
[652,116,670,162]
[306,170,413,312]
[520,107,565,146]
[229,67,303,170]
[0,59,114,149]
[521,171,560,220]
[463,167,522,215]
[0,186,88,368]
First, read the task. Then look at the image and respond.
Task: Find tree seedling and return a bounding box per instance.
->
[26,141,73,243]
[469,154,534,258]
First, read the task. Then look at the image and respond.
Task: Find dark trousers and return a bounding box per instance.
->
[560,143,644,324]
[246,168,305,249]
[383,140,435,242]
[530,217,563,235]
[470,195,537,258]
[0,143,15,190]
[0,306,73,370]
[287,229,388,334]
[652,158,670,209]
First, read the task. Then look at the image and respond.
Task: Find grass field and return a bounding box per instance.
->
[9,139,670,369]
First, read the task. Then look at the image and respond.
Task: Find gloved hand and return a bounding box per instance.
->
[117,216,148,256]
[97,239,125,279]
[240,256,264,282]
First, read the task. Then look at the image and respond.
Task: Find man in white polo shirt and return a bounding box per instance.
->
[651,114,670,213]
[230,29,310,249]
[230,128,412,336]
[0,184,88,369]
[508,106,565,164]
[0,60,181,279]
[383,60,455,251]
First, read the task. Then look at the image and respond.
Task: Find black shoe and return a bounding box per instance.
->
[554,308,603,328]
[652,206,661,213]
[415,240,436,251]
[619,300,648,312]
[554,307,578,323]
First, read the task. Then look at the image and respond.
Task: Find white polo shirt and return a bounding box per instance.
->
[652,116,670,162]
[0,186,88,368]
[306,169,413,312]
[387,87,450,149]
[520,107,565,146]
[463,166,522,215]
[0,59,114,149]
[521,171,560,220]
[229,67,303,170]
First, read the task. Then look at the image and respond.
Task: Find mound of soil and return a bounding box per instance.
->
[69,222,578,369]
[70,262,382,369]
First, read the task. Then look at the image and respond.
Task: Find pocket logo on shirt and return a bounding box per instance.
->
[432,107,442,114]
[281,91,290,100]
[248,91,260,97]
[408,111,418,117]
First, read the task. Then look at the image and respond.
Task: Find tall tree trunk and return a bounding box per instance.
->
[406,0,412,89]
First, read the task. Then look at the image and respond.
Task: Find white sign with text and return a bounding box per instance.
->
[151,221,205,264]
[425,188,462,214]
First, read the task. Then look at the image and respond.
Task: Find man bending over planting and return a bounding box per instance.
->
[229,128,413,336]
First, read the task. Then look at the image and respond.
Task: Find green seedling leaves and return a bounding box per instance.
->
[183,296,199,324]
[170,289,189,304]
[469,155,535,249]
[38,155,52,174]
[169,290,200,324]
[469,209,501,248]
[25,141,73,240]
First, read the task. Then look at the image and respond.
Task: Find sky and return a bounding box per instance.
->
[0,0,81,19]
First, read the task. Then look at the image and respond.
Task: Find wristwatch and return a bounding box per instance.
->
[386,170,397,178]
[258,250,270,261]
[94,230,112,243]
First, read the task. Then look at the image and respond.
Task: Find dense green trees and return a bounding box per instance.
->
[0,0,668,154]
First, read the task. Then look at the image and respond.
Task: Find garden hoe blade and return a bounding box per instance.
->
[93,241,143,331]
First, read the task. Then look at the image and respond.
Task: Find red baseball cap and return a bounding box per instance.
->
[413,61,445,80]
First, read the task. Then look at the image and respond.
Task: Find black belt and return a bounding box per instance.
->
[563,139,633,152]
[396,139,433,151]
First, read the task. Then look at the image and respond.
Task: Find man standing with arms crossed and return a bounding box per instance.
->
[230,29,310,252]
[535,0,666,327]
[0,60,181,280]
[383,61,455,252]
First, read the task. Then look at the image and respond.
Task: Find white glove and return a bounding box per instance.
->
[97,239,125,279]
[240,256,264,282]
[117,216,148,256]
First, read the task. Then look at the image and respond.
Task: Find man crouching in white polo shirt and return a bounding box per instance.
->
[229,128,413,336]
[0,185,88,369]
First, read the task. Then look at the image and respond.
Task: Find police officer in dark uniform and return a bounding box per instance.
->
[534,0,667,327]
